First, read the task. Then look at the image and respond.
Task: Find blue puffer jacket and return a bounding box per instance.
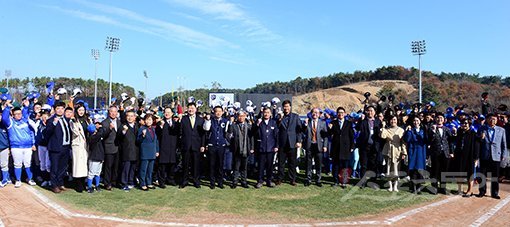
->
[2,106,35,149]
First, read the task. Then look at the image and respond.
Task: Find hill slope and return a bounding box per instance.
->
[293,80,415,114]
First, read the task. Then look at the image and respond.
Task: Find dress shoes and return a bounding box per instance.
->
[52,187,61,193]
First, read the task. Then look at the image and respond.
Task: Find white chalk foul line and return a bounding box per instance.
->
[302,196,460,226]
[25,185,73,218]
[25,186,459,226]
[25,186,197,226]
[470,196,510,227]
[385,196,460,224]
[314,220,383,226]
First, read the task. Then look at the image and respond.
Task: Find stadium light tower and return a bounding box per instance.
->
[5,70,11,89]
[411,40,426,104]
[91,49,100,110]
[105,36,120,105]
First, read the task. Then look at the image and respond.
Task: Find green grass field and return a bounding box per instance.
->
[37,176,446,224]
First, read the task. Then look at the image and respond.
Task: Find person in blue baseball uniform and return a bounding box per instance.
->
[137,114,159,191]
[0,93,12,187]
[0,106,11,187]
[254,107,278,188]
[203,106,230,189]
[2,99,37,188]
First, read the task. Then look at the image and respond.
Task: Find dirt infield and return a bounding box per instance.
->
[0,184,509,226]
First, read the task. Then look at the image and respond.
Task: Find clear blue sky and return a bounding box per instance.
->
[1,0,509,99]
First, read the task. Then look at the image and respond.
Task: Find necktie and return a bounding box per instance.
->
[339,120,343,129]
[312,120,317,143]
[62,118,70,144]
[111,119,117,131]
[190,115,195,128]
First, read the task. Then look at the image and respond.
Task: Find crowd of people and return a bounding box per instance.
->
[0,86,509,200]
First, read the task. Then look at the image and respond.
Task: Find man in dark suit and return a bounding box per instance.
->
[275,100,303,186]
[101,106,122,190]
[303,108,329,187]
[428,113,454,194]
[45,101,72,193]
[156,107,180,188]
[118,109,139,191]
[478,114,508,199]
[254,107,278,189]
[179,102,206,188]
[328,107,355,188]
[356,105,383,187]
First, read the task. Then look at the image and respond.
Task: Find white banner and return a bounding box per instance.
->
[209,93,235,107]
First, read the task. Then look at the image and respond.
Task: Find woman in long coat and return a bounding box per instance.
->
[451,119,480,197]
[380,115,406,192]
[404,117,427,194]
[70,104,90,192]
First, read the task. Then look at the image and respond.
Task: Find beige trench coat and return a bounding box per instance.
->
[71,120,89,178]
[380,126,407,164]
